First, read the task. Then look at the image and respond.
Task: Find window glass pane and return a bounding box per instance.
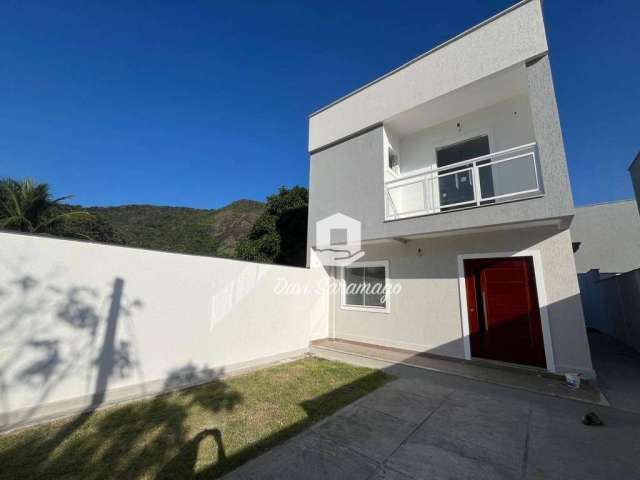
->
[438,168,475,207]
[436,135,489,167]
[344,267,364,306]
[364,266,386,308]
[436,136,489,209]
[388,149,399,170]
[478,155,538,199]
[388,180,425,215]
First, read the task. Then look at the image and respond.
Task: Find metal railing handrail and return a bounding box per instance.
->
[384,142,540,220]
[385,142,537,186]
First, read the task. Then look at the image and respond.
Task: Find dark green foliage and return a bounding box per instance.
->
[83,200,264,257]
[0,178,264,257]
[236,214,280,263]
[49,204,126,244]
[236,186,308,266]
[1,178,312,266]
[0,178,265,256]
[0,178,91,235]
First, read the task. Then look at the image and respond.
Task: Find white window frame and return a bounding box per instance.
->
[387,146,400,177]
[340,260,391,313]
[433,130,494,213]
[383,126,400,180]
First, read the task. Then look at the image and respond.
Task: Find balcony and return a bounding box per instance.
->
[385,143,541,221]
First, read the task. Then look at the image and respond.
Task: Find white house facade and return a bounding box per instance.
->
[307,0,594,377]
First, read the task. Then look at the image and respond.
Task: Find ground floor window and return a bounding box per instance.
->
[341,261,389,312]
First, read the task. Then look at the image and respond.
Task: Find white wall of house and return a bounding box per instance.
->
[395,94,535,174]
[0,232,329,429]
[328,225,594,377]
[0,222,595,430]
[571,200,640,274]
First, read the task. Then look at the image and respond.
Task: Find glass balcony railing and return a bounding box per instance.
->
[385,143,541,220]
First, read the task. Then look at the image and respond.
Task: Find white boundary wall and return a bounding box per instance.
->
[0,232,329,430]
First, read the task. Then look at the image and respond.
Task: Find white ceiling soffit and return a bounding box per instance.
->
[385,64,528,137]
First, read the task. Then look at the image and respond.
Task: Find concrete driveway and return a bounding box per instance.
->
[225,352,640,480]
[588,330,640,414]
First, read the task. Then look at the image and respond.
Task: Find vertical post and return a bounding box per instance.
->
[472,161,482,206]
[384,186,388,220]
[422,175,428,214]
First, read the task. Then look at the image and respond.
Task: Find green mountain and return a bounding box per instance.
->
[55,200,264,258]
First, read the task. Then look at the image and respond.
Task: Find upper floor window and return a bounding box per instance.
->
[436,135,491,209]
[436,135,490,167]
[388,148,400,175]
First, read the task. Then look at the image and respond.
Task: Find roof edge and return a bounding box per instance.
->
[308,0,536,118]
[575,199,636,209]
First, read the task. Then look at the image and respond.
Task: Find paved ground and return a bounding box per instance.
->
[588,330,640,414]
[311,338,605,405]
[225,338,640,479]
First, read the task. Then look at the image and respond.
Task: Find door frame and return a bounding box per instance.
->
[456,250,556,373]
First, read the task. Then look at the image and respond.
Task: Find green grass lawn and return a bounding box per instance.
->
[0,357,390,479]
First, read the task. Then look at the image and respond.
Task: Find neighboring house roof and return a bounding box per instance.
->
[571,200,640,274]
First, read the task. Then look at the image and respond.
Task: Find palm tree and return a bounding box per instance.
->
[0,178,92,234]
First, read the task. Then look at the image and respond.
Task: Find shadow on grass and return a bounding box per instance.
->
[0,360,389,480]
[0,375,242,480]
[193,368,390,479]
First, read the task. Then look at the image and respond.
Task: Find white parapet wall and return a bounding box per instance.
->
[308,0,548,152]
[0,231,330,430]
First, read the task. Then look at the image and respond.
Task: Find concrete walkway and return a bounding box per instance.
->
[311,338,606,405]
[224,354,640,480]
[588,330,640,414]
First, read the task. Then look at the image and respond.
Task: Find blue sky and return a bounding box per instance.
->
[1,0,638,208]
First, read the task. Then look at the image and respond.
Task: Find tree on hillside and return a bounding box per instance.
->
[236,186,308,266]
[0,178,92,236]
[49,204,127,244]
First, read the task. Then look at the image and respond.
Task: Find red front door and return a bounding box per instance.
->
[464,257,546,368]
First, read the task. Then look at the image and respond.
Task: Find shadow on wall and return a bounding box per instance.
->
[0,266,144,430]
[1,248,328,433]
[333,279,592,376]
[334,228,593,373]
[579,269,640,352]
[0,363,242,480]
[430,293,585,374]
[578,270,618,334]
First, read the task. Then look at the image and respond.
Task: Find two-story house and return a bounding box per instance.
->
[307,0,594,377]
